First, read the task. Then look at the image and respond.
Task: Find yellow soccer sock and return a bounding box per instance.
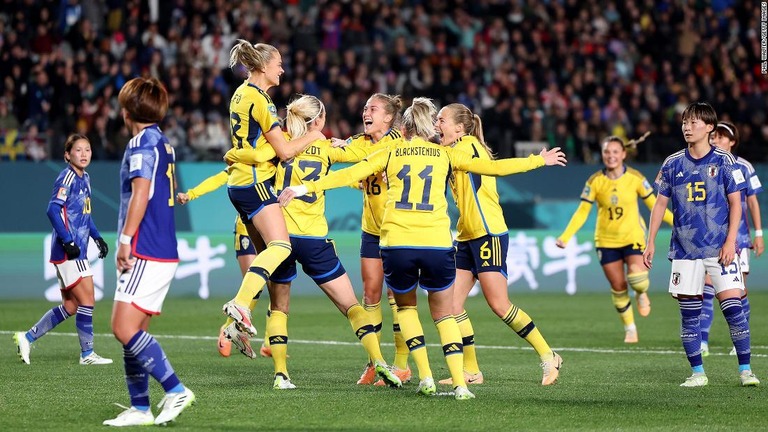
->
[502,304,553,361]
[266,310,289,377]
[263,309,271,347]
[456,310,480,374]
[627,271,650,294]
[397,306,432,380]
[435,316,465,387]
[348,304,384,362]
[611,289,635,327]
[389,297,409,370]
[363,301,382,344]
[233,240,291,306]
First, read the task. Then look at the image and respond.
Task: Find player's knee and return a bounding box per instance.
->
[627,271,649,294]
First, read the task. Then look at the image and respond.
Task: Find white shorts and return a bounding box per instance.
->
[669,257,744,296]
[115,259,178,315]
[738,248,750,273]
[54,259,93,290]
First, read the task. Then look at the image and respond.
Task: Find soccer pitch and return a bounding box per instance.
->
[2,292,766,431]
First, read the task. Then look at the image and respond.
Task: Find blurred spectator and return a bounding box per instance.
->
[22,124,48,162]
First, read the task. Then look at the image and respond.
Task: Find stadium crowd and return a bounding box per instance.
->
[0,0,765,163]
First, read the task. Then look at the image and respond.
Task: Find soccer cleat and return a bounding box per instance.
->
[80,352,113,365]
[438,370,484,386]
[541,352,563,386]
[453,385,475,400]
[224,323,256,359]
[273,373,297,390]
[13,332,31,365]
[374,366,412,386]
[417,377,436,396]
[636,292,651,317]
[701,342,710,357]
[103,405,155,427]
[624,329,639,344]
[356,363,377,385]
[222,300,257,336]
[680,373,708,387]
[740,370,760,387]
[373,361,403,388]
[154,387,195,425]
[217,327,232,357]
[729,347,737,356]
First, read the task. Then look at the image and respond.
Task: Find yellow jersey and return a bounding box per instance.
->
[227,81,281,188]
[306,137,545,248]
[558,166,673,248]
[346,129,403,236]
[276,138,377,237]
[449,136,507,241]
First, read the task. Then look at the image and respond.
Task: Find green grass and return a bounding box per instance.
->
[1,292,767,431]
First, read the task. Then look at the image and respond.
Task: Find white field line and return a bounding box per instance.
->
[2,330,767,358]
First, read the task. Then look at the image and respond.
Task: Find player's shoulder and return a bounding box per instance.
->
[736,156,756,173]
[661,149,686,167]
[712,147,737,165]
[56,166,77,186]
[383,128,401,141]
[624,166,647,181]
[585,170,604,185]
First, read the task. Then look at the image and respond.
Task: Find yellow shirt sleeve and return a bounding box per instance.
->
[558,200,594,244]
[186,170,228,200]
[306,148,389,193]
[449,150,545,176]
[328,141,388,163]
[642,194,674,226]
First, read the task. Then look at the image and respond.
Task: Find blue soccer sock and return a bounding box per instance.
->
[122,348,150,410]
[678,297,703,371]
[720,297,751,369]
[699,284,715,344]
[26,305,71,343]
[76,305,94,357]
[125,330,182,393]
[741,294,750,324]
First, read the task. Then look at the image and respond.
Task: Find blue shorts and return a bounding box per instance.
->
[271,236,346,285]
[381,248,455,294]
[596,244,643,265]
[455,233,508,277]
[234,234,257,257]
[227,180,278,223]
[360,231,381,259]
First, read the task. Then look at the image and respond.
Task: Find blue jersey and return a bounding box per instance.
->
[48,167,94,263]
[656,146,747,260]
[119,125,178,261]
[735,156,763,249]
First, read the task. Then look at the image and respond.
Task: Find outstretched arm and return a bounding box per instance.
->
[747,194,763,256]
[556,200,593,248]
[643,194,669,269]
[452,147,566,176]
[177,170,228,204]
[264,127,326,161]
[642,194,674,226]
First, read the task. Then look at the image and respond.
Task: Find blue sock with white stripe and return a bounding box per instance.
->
[76,305,94,357]
[677,297,703,371]
[699,284,715,344]
[125,330,183,393]
[122,348,150,411]
[26,305,71,343]
[741,294,750,323]
[720,297,751,370]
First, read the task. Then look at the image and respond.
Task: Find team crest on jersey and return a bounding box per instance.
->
[610,195,619,206]
[672,272,681,286]
[707,165,718,178]
[241,236,250,251]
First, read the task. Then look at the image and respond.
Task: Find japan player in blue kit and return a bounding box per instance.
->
[103,77,195,427]
[13,134,111,366]
[643,102,759,387]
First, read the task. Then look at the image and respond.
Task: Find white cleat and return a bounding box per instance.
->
[453,385,475,400]
[541,352,563,385]
[224,323,256,359]
[103,405,155,427]
[680,373,708,387]
[273,373,297,390]
[80,352,113,365]
[417,377,436,396]
[154,387,195,425]
[222,300,257,336]
[740,370,760,387]
[13,332,31,365]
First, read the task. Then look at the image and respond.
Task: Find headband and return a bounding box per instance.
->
[717,123,735,137]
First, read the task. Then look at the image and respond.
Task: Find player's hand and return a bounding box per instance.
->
[63,241,81,260]
[330,137,349,148]
[555,239,566,249]
[116,243,136,272]
[176,192,190,205]
[753,236,764,257]
[94,237,109,259]
[642,244,654,269]
[278,185,308,207]
[719,242,736,266]
[540,147,567,167]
